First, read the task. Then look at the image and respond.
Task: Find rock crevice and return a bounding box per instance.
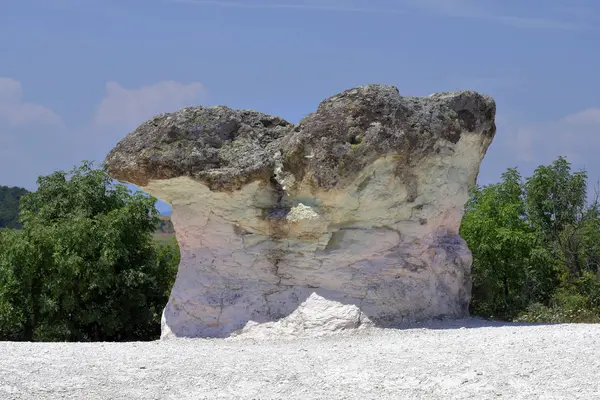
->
[105,84,496,338]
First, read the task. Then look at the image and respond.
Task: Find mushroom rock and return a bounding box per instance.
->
[104,84,496,339]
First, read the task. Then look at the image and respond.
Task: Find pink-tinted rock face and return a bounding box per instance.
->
[105,85,496,338]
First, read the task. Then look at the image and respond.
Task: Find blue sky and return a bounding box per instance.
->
[1,0,599,214]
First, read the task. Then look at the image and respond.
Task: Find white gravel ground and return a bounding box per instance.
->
[1,318,599,399]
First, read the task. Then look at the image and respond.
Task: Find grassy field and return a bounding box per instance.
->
[153,231,175,245]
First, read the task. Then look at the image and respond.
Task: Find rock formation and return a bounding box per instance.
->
[105,84,496,339]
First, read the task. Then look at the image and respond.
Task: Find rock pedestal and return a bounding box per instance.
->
[105,85,496,338]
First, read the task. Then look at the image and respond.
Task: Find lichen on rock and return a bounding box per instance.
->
[105,84,496,339]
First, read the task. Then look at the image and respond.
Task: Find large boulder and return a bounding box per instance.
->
[105,84,496,339]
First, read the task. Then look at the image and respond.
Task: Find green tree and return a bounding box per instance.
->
[525,156,591,278]
[463,157,600,323]
[0,162,178,341]
[461,168,557,319]
[0,228,41,340]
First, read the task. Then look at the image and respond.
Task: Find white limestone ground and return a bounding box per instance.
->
[2,320,600,399]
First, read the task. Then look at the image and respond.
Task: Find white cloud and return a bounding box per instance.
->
[503,107,600,167]
[0,79,208,189]
[562,108,600,126]
[94,80,206,130]
[477,107,600,194]
[0,78,62,126]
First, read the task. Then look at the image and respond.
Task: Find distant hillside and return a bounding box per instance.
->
[0,185,29,229]
[154,215,175,245]
[157,215,174,234]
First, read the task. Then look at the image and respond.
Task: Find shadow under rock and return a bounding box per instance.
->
[387,316,564,331]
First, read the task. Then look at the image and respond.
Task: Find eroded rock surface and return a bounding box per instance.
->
[105,84,496,339]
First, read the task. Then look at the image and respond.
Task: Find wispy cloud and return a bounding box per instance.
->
[0,79,209,188]
[172,0,590,30]
[404,0,589,30]
[493,15,584,31]
[0,78,63,126]
[478,106,600,197]
[504,107,600,165]
[562,108,600,126]
[94,80,207,130]
[171,0,406,14]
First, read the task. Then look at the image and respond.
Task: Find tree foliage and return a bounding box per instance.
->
[462,157,600,322]
[0,162,179,341]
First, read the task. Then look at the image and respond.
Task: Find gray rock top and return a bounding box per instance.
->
[105,84,496,191]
